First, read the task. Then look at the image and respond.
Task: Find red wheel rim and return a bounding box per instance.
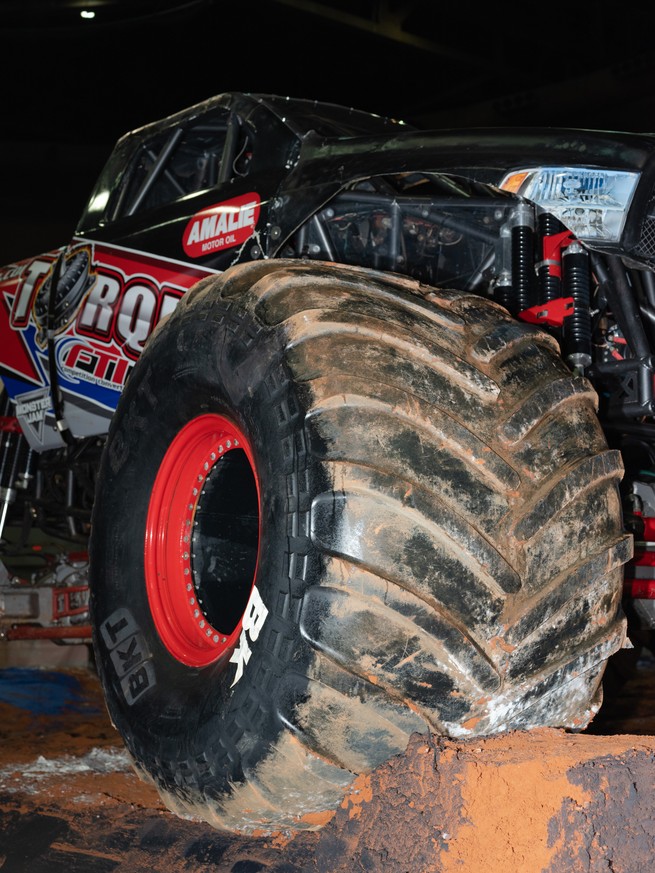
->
[144,414,260,667]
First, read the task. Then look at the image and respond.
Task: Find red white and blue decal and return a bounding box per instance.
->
[0,240,215,449]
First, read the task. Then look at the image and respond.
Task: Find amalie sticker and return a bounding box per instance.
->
[182,192,261,258]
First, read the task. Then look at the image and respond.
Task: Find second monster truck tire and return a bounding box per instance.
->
[89,259,631,834]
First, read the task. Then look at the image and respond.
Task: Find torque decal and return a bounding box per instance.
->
[182,192,261,258]
[10,257,53,329]
[75,265,184,360]
[2,242,212,381]
[0,240,215,445]
[0,258,50,385]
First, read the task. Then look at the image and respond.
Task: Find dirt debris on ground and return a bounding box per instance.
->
[0,657,653,872]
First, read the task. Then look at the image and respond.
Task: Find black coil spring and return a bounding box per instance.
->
[563,247,592,363]
[511,224,536,314]
[494,281,514,314]
[537,213,565,302]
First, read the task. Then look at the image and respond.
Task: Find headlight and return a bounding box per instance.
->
[499,167,639,242]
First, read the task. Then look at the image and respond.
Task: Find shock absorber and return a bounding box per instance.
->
[494,203,536,317]
[0,394,22,542]
[562,241,592,372]
[537,213,569,302]
[494,269,514,313]
[511,203,537,316]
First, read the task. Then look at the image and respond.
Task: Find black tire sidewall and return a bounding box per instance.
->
[90,290,317,789]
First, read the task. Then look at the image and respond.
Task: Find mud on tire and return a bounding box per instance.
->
[89,259,631,833]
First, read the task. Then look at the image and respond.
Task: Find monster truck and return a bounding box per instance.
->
[0,91,651,832]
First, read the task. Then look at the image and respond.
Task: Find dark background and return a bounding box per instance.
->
[3,0,655,266]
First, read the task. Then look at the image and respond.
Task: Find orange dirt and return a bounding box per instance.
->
[0,661,653,872]
[314,728,655,872]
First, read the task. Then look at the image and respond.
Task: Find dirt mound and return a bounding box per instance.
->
[313,729,655,872]
[0,665,654,872]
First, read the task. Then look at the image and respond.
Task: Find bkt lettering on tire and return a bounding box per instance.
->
[99,608,155,705]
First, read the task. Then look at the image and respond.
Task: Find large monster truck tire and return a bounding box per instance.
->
[89,259,631,834]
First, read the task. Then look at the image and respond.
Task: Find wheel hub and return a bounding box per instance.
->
[144,414,260,667]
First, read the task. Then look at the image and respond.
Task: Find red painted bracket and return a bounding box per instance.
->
[519,297,575,327]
